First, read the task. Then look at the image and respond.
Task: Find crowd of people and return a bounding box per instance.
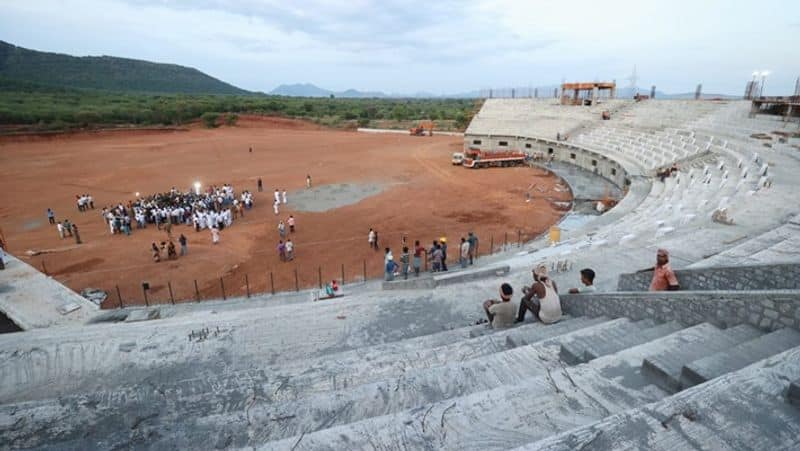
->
[380,232,480,281]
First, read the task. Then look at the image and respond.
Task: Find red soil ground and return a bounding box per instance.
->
[0,117,572,306]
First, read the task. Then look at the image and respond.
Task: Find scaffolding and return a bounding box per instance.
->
[560,82,616,106]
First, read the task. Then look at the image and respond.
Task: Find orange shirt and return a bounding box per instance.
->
[649,263,679,291]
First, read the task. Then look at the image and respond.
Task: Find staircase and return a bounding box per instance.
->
[2,302,799,450]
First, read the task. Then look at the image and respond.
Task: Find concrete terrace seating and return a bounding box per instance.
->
[465,98,630,140]
[4,291,800,450]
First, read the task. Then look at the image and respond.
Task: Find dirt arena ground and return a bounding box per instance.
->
[0,117,572,306]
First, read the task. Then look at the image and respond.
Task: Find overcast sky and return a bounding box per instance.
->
[2,0,799,95]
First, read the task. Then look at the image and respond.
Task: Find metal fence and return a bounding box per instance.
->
[39,228,543,308]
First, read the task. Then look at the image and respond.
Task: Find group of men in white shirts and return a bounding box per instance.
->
[273,189,288,215]
[100,184,253,238]
[76,194,94,212]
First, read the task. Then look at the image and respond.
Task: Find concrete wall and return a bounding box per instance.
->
[617,264,800,291]
[464,134,629,188]
[560,290,800,332]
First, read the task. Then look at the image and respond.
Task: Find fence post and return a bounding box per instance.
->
[142,285,149,307]
[194,279,201,302]
[518,230,522,247]
[490,235,494,254]
[341,263,345,285]
[270,272,275,295]
[245,274,250,298]
[168,281,175,305]
[220,277,226,300]
[294,268,299,292]
[504,232,508,251]
[318,266,322,289]
[116,285,124,309]
[424,251,428,271]
[363,260,367,282]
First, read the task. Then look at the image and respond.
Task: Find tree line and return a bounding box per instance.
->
[0,82,480,132]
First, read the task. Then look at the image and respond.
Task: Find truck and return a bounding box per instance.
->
[461,148,527,168]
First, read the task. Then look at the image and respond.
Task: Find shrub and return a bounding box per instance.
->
[224,113,239,126]
[201,112,220,128]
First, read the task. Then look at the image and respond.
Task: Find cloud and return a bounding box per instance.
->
[2,0,799,94]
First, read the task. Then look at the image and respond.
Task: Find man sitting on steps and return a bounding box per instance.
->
[517,265,562,324]
[481,283,516,328]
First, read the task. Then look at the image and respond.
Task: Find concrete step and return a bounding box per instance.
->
[583,321,685,361]
[559,319,655,365]
[1,317,614,448]
[258,366,657,451]
[514,346,800,451]
[681,327,800,388]
[788,379,800,408]
[641,324,762,392]
[1,297,505,403]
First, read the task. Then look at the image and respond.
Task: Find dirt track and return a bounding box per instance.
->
[0,116,572,306]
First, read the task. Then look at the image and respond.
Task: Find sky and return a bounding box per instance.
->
[1,0,799,95]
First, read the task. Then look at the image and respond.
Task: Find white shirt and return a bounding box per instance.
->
[285,241,294,252]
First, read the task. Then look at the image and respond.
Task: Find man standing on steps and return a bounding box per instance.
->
[460,237,470,268]
[467,232,478,265]
[648,248,680,291]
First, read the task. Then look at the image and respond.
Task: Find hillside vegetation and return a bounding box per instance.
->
[0,83,479,132]
[0,41,479,133]
[0,41,247,95]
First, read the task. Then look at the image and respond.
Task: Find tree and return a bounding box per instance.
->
[225,113,239,126]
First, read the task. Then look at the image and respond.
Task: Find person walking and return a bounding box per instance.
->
[210,226,220,244]
[374,230,379,250]
[277,240,286,261]
[288,215,296,233]
[286,239,294,261]
[179,234,188,256]
[281,189,287,204]
[368,228,375,249]
[56,221,65,239]
[151,242,161,263]
[278,221,287,239]
[63,220,73,237]
[257,177,263,192]
[306,174,312,189]
[72,224,82,244]
[47,208,56,225]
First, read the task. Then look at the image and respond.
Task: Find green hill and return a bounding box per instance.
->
[0,40,249,95]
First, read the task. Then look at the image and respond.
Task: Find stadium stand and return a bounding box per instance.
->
[1,99,799,449]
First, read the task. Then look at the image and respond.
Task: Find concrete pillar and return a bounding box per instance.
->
[651,85,656,99]
[695,84,703,100]
[592,86,598,104]
[610,86,616,99]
